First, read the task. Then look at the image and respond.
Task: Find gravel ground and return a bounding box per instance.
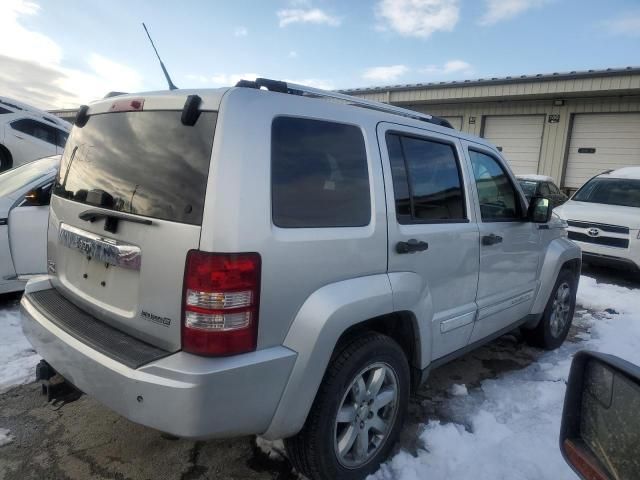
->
[0,266,636,480]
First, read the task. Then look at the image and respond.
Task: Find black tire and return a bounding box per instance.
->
[285,332,410,480]
[523,269,577,349]
[0,147,11,172]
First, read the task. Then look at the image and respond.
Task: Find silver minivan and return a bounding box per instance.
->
[21,80,581,480]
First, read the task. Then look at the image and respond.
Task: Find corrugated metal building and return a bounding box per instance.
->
[341,67,640,192]
[48,109,78,124]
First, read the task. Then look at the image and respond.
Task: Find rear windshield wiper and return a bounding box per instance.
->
[79,209,152,234]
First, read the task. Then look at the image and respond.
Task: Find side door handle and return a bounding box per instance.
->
[482,233,503,246]
[396,239,429,254]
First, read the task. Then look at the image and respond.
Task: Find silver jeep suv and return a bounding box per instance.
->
[21,79,581,480]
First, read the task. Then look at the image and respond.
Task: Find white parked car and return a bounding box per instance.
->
[0,97,70,172]
[555,167,640,271]
[0,155,59,294]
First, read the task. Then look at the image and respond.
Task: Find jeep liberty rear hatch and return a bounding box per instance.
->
[47,100,217,352]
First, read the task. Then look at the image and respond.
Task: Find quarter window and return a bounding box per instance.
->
[469,149,521,221]
[386,133,466,223]
[10,119,57,146]
[271,117,370,228]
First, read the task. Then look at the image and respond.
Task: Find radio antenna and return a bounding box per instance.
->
[142,23,178,90]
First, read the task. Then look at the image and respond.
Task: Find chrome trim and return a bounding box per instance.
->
[58,223,141,270]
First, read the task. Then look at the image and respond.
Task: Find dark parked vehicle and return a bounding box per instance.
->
[517,174,567,209]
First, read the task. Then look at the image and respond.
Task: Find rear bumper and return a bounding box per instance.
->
[20,281,296,439]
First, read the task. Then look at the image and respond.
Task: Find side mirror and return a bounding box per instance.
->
[528,196,552,223]
[560,351,640,480]
[23,187,50,207]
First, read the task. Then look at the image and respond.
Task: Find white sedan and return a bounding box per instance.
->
[0,155,59,294]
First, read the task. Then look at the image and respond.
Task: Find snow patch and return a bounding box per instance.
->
[0,428,13,447]
[371,275,640,479]
[448,384,468,396]
[255,437,286,462]
[0,302,40,393]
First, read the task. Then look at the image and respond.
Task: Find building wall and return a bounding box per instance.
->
[404,95,640,186]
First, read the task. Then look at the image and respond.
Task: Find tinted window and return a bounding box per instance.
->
[0,106,11,114]
[11,119,57,145]
[387,133,465,223]
[56,129,69,148]
[271,117,370,228]
[55,111,216,225]
[573,178,640,208]
[518,180,537,197]
[469,150,521,221]
[548,182,562,196]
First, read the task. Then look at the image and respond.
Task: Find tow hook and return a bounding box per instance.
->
[35,360,82,404]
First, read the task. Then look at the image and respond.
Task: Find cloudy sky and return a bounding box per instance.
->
[1,0,638,110]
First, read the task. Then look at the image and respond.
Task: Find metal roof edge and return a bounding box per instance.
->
[339,66,640,95]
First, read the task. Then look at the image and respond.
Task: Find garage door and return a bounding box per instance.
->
[440,116,463,130]
[564,113,640,189]
[482,115,545,175]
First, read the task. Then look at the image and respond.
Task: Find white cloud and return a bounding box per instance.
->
[285,78,334,90]
[277,8,341,27]
[234,26,248,37]
[375,0,459,38]
[288,50,298,58]
[186,73,334,90]
[187,73,261,87]
[479,0,549,26]
[422,59,473,75]
[604,13,640,37]
[0,0,62,67]
[0,0,143,108]
[363,65,409,83]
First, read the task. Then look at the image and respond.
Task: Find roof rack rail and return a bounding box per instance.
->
[235,77,453,129]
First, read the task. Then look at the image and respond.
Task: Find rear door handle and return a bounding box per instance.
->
[482,233,503,246]
[396,239,429,254]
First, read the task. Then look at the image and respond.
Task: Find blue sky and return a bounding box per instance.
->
[1,0,638,109]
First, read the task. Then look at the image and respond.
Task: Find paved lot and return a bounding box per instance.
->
[0,266,636,480]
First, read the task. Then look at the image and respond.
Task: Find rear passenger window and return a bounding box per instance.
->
[386,133,466,223]
[271,117,370,228]
[11,119,57,145]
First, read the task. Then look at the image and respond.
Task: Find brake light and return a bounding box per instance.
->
[109,98,144,112]
[182,251,261,356]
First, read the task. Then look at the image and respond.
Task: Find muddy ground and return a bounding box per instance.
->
[0,264,634,480]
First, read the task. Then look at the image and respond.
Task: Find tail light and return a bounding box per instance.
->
[182,251,261,356]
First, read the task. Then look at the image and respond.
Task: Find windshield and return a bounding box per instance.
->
[55,111,217,225]
[518,180,538,197]
[0,156,59,198]
[573,178,640,208]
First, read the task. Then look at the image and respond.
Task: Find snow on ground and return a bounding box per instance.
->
[0,428,13,447]
[1,275,638,477]
[0,300,40,394]
[372,275,640,480]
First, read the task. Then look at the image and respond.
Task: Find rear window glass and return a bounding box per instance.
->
[271,116,370,228]
[54,111,216,225]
